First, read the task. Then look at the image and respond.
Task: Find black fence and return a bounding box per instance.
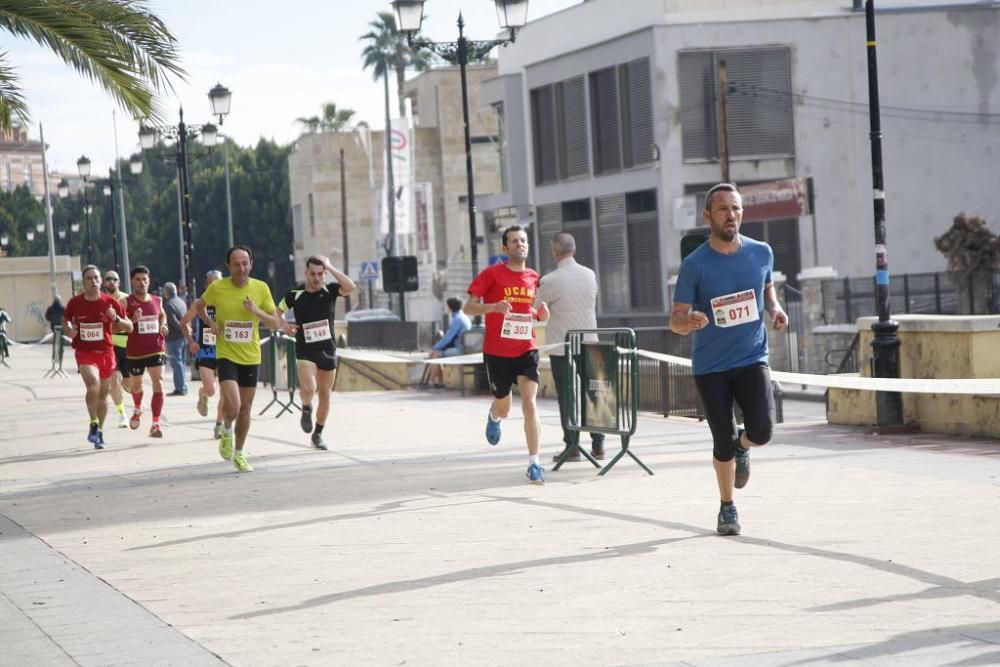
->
[823,271,1000,323]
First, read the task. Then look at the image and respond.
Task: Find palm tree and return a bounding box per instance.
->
[0,0,185,131]
[296,102,356,134]
[359,11,431,119]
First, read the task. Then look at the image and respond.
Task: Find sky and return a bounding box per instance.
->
[10,0,580,178]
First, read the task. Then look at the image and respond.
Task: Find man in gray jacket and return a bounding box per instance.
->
[162,282,189,396]
[537,232,605,462]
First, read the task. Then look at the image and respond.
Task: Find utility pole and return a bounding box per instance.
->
[340,148,351,312]
[865,0,902,427]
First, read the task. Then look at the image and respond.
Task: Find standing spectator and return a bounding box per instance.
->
[536,232,606,463]
[162,282,189,396]
[45,296,65,333]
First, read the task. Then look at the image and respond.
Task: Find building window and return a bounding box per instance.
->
[292,204,304,250]
[22,163,32,192]
[597,189,662,313]
[531,75,590,186]
[590,58,655,175]
[678,47,794,162]
[1,164,9,192]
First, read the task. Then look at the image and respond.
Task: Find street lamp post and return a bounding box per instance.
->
[864,0,902,428]
[102,177,120,273]
[77,156,94,266]
[138,83,232,302]
[393,0,529,283]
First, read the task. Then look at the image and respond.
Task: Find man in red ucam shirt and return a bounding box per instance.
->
[63,265,133,449]
[464,225,549,484]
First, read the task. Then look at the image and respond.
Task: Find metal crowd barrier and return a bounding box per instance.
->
[554,328,651,477]
[258,331,300,417]
[43,326,69,378]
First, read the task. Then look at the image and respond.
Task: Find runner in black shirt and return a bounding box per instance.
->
[277,255,355,449]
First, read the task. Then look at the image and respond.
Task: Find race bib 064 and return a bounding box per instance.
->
[79,322,104,342]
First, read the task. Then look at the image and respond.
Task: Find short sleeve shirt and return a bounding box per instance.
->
[278,282,340,353]
[201,277,276,366]
[673,234,773,375]
[64,293,126,352]
[467,263,540,358]
[125,294,165,359]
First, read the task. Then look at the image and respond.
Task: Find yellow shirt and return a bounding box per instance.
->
[109,289,129,348]
[201,277,276,365]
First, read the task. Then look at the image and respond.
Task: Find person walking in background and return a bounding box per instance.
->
[421,297,471,389]
[63,265,132,448]
[464,225,549,485]
[536,232,606,463]
[102,271,130,428]
[181,270,226,438]
[275,255,355,450]
[44,296,64,334]
[670,183,788,536]
[162,282,189,396]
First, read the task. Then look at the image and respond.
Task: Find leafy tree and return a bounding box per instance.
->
[0,0,185,131]
[360,11,432,118]
[934,213,1000,272]
[296,102,356,134]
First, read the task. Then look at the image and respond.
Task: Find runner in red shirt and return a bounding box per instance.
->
[464,225,549,484]
[63,264,132,448]
[121,265,169,438]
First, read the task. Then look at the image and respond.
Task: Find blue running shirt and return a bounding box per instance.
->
[673,234,774,375]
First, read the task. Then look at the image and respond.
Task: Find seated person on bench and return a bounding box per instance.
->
[422,297,471,388]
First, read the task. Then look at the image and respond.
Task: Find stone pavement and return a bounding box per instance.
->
[1,343,999,666]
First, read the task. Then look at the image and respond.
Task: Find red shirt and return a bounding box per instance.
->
[64,293,126,352]
[467,263,540,357]
[125,293,165,358]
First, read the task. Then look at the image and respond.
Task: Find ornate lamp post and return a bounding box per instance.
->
[137,83,232,301]
[392,0,528,282]
[76,155,94,265]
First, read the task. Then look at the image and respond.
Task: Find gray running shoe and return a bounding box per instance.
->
[300,405,313,433]
[311,432,328,450]
[734,445,751,489]
[717,504,741,536]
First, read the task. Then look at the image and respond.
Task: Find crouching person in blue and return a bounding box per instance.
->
[422,297,471,389]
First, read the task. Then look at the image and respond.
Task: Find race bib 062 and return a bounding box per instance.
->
[137,316,159,335]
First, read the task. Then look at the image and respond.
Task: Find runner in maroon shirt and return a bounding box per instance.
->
[464,225,549,484]
[63,265,132,448]
[120,265,169,438]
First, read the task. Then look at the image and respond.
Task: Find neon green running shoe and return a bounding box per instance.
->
[213,422,224,440]
[233,453,253,473]
[219,431,233,461]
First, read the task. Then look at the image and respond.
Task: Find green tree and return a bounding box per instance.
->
[0,0,185,131]
[296,102,356,134]
[360,11,432,118]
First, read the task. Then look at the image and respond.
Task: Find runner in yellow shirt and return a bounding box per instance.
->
[195,245,290,472]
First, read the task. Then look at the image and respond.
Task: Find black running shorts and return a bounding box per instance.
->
[484,350,540,399]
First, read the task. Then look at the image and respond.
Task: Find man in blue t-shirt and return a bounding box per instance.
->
[670,182,788,537]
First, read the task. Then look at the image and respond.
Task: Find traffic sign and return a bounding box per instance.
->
[360,261,380,282]
[488,255,508,266]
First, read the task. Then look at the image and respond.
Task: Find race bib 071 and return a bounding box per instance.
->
[711,289,760,328]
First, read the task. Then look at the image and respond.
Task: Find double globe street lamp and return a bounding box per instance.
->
[137,83,232,301]
[391,0,529,281]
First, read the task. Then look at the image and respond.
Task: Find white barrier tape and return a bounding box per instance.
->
[336,342,565,366]
[422,342,564,366]
[635,349,1000,395]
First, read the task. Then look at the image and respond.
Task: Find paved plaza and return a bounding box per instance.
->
[1,343,999,666]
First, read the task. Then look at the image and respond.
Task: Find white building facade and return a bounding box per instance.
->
[478,0,1000,316]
